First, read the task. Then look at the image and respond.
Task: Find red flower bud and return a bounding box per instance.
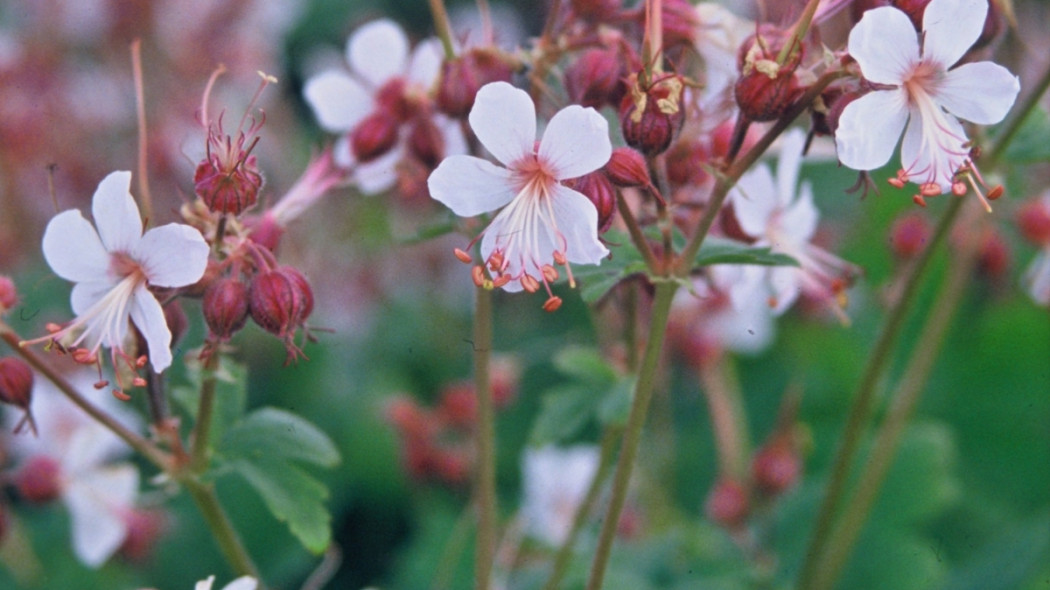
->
[892,0,932,29]
[0,275,17,311]
[566,171,617,234]
[15,455,63,504]
[247,213,286,252]
[194,151,264,216]
[752,440,801,496]
[665,140,711,187]
[704,478,750,529]
[384,396,433,441]
[657,0,700,48]
[1017,198,1050,246]
[374,78,410,121]
[118,509,168,563]
[571,0,623,21]
[0,357,33,409]
[436,49,515,118]
[437,383,477,428]
[249,270,300,337]
[565,47,629,109]
[977,230,1010,279]
[620,73,686,156]
[890,212,931,259]
[606,147,651,188]
[350,111,400,162]
[407,116,445,169]
[203,277,250,340]
[279,265,314,322]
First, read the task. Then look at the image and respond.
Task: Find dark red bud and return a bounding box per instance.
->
[15,455,62,504]
[566,172,617,234]
[436,49,514,118]
[565,47,628,109]
[665,140,710,187]
[704,478,750,529]
[249,270,299,338]
[407,117,445,169]
[350,111,400,162]
[279,266,314,322]
[118,509,168,562]
[735,64,803,122]
[972,0,1002,51]
[825,91,862,137]
[0,275,17,311]
[890,212,931,259]
[203,278,250,340]
[620,74,686,156]
[850,0,892,23]
[752,441,801,495]
[977,231,1010,278]
[374,78,410,121]
[0,357,33,409]
[658,0,700,48]
[1017,198,1050,246]
[194,154,264,216]
[606,147,652,188]
[892,0,932,30]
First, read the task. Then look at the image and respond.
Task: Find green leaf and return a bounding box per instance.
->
[229,457,332,554]
[171,357,248,444]
[529,385,598,446]
[1000,107,1050,163]
[553,346,618,385]
[694,237,799,268]
[597,377,635,428]
[222,407,340,468]
[396,216,459,245]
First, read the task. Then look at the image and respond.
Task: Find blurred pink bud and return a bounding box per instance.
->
[15,455,62,504]
[0,357,33,410]
[565,47,629,110]
[752,439,801,496]
[0,275,17,311]
[890,212,931,259]
[351,111,400,162]
[436,49,515,118]
[704,478,750,529]
[1017,198,1050,246]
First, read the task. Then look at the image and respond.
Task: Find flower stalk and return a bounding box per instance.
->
[473,285,496,590]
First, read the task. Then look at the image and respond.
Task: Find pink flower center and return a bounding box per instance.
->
[109,252,147,283]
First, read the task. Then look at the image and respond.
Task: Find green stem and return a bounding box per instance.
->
[777,0,822,65]
[795,195,965,590]
[616,191,660,273]
[585,281,678,590]
[473,286,496,590]
[1,330,171,471]
[190,352,221,472]
[183,478,260,579]
[427,0,456,60]
[542,428,619,590]
[811,202,981,590]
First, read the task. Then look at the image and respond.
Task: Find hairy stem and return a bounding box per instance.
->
[190,352,221,472]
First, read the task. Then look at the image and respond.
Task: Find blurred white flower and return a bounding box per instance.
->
[521,445,600,545]
[194,575,258,590]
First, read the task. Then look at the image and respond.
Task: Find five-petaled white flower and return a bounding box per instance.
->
[729,129,857,318]
[39,171,209,374]
[303,18,464,194]
[427,82,611,302]
[835,0,1019,205]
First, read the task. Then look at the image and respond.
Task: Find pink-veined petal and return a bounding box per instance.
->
[731,164,778,238]
[922,0,986,69]
[835,89,909,171]
[407,38,443,88]
[775,129,807,210]
[428,155,517,217]
[63,463,138,568]
[479,213,525,293]
[303,71,371,132]
[935,61,1020,125]
[548,184,610,265]
[347,19,409,87]
[129,285,172,372]
[900,105,969,191]
[133,223,209,288]
[70,280,116,316]
[91,171,142,254]
[42,210,110,283]
[469,82,536,167]
[847,6,918,85]
[538,105,612,180]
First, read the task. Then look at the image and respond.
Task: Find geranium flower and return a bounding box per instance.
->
[729,130,857,317]
[427,82,611,307]
[303,18,465,194]
[37,171,208,376]
[835,0,1019,206]
[521,445,600,545]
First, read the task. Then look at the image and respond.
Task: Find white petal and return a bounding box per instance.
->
[303,71,371,132]
[769,266,802,314]
[333,135,355,168]
[129,285,173,372]
[731,164,778,238]
[439,114,468,157]
[548,184,610,265]
[935,62,1019,125]
[42,210,110,283]
[70,280,115,315]
[348,19,408,88]
[469,82,536,167]
[407,38,444,88]
[1023,250,1050,305]
[62,421,128,474]
[353,147,401,195]
[781,183,819,242]
[899,106,968,191]
[922,0,987,68]
[63,464,138,567]
[538,105,612,180]
[479,214,524,293]
[196,577,217,590]
[847,6,918,85]
[91,171,142,253]
[835,89,909,171]
[133,223,209,287]
[223,577,259,590]
[428,155,516,217]
[775,129,807,210]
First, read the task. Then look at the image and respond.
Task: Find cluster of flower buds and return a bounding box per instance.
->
[435,48,516,119]
[384,361,518,485]
[734,25,803,123]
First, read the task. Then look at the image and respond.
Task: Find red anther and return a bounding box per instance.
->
[113,389,132,401]
[132,377,147,388]
[491,275,512,289]
[913,194,927,207]
[541,265,559,283]
[987,185,1004,200]
[553,251,568,266]
[542,296,563,312]
[920,183,941,197]
[952,181,968,196]
[520,274,540,293]
[45,323,62,334]
[487,251,505,272]
[888,177,905,189]
[94,380,109,389]
[72,349,98,364]
[454,248,473,264]
[471,265,486,287]
[135,355,148,368]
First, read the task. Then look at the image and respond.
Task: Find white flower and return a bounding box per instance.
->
[835,0,1019,197]
[39,171,208,374]
[194,575,258,590]
[730,129,857,316]
[5,370,142,567]
[1022,194,1050,306]
[303,19,464,194]
[521,445,600,546]
[427,82,611,296]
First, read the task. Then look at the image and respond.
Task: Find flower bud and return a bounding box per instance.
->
[566,172,617,234]
[571,0,623,21]
[247,213,286,252]
[752,440,801,496]
[15,455,63,504]
[1017,198,1050,246]
[194,151,264,216]
[436,49,515,118]
[735,34,803,123]
[437,383,477,428]
[977,230,1010,279]
[0,275,17,312]
[620,73,686,156]
[704,478,750,529]
[665,140,710,187]
[892,0,931,30]
[0,357,33,409]
[248,266,313,345]
[407,116,445,169]
[279,265,314,322]
[658,0,700,48]
[384,396,433,440]
[350,111,400,162]
[890,212,931,259]
[374,78,410,121]
[119,508,168,563]
[605,147,651,188]
[490,356,520,408]
[203,277,250,340]
[565,47,628,109]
